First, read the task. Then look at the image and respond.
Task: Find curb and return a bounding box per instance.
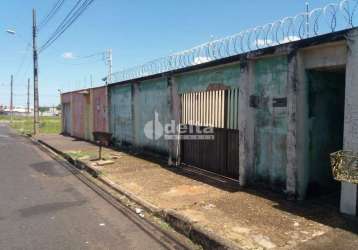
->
[33,137,242,250]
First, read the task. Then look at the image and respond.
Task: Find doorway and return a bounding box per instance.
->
[306,68,345,202]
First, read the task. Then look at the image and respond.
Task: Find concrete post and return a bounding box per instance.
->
[167,76,174,165]
[341,29,358,216]
[295,51,309,200]
[168,77,181,165]
[132,83,141,147]
[238,58,254,186]
[286,50,298,198]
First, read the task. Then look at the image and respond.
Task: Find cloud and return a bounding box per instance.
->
[193,56,213,65]
[62,52,75,59]
[280,36,300,43]
[256,39,273,47]
[256,36,300,48]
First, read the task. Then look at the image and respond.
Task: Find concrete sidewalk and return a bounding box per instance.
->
[36,134,358,250]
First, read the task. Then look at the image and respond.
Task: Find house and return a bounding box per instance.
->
[61,24,358,217]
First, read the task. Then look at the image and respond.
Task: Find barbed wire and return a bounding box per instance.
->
[111,0,358,83]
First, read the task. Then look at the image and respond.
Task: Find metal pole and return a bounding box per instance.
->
[33,9,39,135]
[10,75,13,123]
[27,78,30,115]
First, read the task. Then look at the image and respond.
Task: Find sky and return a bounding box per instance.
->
[0,0,339,107]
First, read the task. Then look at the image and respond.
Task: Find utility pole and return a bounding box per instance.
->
[27,78,30,115]
[10,75,13,123]
[33,9,39,135]
[90,74,93,88]
[106,49,112,85]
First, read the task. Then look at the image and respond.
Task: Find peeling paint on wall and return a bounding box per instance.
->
[253,56,288,187]
[175,64,241,94]
[92,87,108,133]
[71,92,88,139]
[137,78,170,154]
[109,84,133,146]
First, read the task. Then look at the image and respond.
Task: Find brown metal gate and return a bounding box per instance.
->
[181,89,239,179]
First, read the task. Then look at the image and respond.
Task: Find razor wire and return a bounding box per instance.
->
[111,0,358,83]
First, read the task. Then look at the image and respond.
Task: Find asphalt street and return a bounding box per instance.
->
[0,124,188,250]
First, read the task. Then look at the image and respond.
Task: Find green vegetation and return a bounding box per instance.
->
[65,150,113,162]
[0,115,61,135]
[65,150,97,160]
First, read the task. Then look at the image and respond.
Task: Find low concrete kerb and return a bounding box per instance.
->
[32,137,242,250]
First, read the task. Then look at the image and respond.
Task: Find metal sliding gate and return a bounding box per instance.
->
[180,89,239,179]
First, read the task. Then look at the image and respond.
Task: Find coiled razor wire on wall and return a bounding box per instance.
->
[111,0,358,83]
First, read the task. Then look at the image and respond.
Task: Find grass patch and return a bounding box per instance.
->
[0,115,61,135]
[65,150,97,160]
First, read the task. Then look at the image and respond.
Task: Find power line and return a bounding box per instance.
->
[56,51,105,65]
[40,0,94,52]
[38,0,66,31]
[56,58,103,66]
[77,51,104,59]
[14,43,32,78]
[39,0,95,53]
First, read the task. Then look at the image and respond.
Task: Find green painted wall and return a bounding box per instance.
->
[109,84,133,146]
[253,56,288,187]
[137,78,170,154]
[175,63,241,94]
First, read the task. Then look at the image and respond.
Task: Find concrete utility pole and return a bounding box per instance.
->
[27,78,30,114]
[33,9,39,134]
[10,75,13,123]
[107,49,112,85]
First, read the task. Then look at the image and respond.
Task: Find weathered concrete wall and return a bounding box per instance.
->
[109,84,133,146]
[71,92,87,139]
[63,30,356,206]
[286,50,298,198]
[60,90,92,140]
[239,59,255,186]
[253,55,288,187]
[341,29,358,215]
[137,78,170,154]
[61,93,72,134]
[168,77,180,163]
[175,63,241,94]
[92,87,108,133]
[85,94,92,141]
[61,93,71,104]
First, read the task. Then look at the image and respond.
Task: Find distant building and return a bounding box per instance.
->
[0,106,33,116]
[40,107,60,117]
